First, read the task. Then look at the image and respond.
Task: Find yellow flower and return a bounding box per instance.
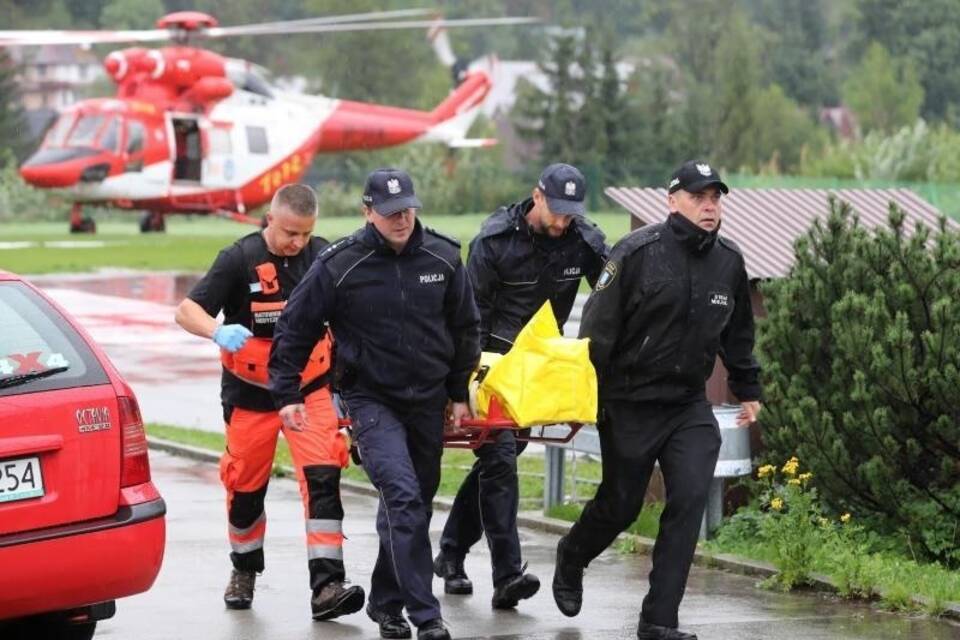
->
[818,517,830,527]
[782,456,800,476]
[840,513,852,524]
[788,478,801,486]
[758,464,777,479]
[770,497,784,511]
[798,472,813,484]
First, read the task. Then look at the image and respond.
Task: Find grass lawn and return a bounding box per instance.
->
[0,211,632,275]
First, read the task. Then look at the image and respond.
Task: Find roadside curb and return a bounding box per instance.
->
[148,437,960,622]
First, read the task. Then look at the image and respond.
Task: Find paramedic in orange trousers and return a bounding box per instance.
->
[174,184,364,621]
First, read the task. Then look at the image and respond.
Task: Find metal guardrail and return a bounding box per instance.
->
[541,407,751,541]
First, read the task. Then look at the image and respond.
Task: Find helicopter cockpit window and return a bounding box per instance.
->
[242,71,273,99]
[246,126,268,154]
[126,121,145,154]
[43,113,77,148]
[66,115,105,148]
[99,117,120,153]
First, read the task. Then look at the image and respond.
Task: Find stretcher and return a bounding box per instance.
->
[337,396,584,450]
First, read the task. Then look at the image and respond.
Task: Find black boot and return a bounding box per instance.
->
[491,572,540,609]
[417,618,451,640]
[432,551,473,595]
[311,581,365,620]
[551,544,583,617]
[637,621,698,639]
[223,568,256,610]
[366,603,412,639]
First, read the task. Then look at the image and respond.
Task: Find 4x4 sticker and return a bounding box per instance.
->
[0,352,70,375]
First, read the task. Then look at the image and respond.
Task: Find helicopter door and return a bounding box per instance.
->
[202,123,234,189]
[171,117,202,182]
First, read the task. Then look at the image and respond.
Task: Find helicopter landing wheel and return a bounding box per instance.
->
[69,204,96,233]
[139,211,166,233]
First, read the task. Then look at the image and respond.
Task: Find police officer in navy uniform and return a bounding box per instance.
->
[434,163,608,607]
[270,168,480,640]
[552,161,762,640]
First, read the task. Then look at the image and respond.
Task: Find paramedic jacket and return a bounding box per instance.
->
[579,213,762,404]
[468,199,608,352]
[269,220,481,409]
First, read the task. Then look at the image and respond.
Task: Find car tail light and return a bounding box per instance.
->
[118,395,151,487]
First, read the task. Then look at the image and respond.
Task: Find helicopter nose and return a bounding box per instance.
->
[20,147,107,188]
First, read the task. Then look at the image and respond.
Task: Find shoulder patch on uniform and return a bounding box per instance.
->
[424,226,461,247]
[595,260,619,290]
[717,235,743,255]
[318,235,357,262]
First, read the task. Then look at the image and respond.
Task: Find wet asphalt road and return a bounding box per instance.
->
[95,452,959,640]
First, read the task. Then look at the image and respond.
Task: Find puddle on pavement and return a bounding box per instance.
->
[28,272,202,305]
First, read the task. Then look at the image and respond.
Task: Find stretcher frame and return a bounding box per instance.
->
[337,396,585,450]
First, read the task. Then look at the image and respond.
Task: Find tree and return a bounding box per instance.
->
[758,199,960,566]
[0,49,28,163]
[99,0,164,30]
[751,84,827,173]
[512,33,580,165]
[842,42,924,134]
[855,0,960,120]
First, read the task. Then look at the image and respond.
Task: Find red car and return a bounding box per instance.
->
[0,271,166,639]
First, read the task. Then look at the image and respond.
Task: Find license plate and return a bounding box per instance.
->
[0,456,44,503]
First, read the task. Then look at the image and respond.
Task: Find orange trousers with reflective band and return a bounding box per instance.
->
[219,387,349,590]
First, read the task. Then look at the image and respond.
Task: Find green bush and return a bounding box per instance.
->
[757,198,960,566]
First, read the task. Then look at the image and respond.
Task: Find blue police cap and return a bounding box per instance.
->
[362,168,422,216]
[537,163,586,216]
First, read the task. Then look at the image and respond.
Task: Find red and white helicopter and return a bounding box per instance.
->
[3,9,535,232]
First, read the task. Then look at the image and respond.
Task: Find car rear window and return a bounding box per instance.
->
[0,282,109,397]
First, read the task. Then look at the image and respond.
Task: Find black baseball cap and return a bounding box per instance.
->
[668,160,729,195]
[537,163,586,216]
[362,168,422,216]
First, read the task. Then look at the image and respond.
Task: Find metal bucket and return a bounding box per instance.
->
[712,404,751,478]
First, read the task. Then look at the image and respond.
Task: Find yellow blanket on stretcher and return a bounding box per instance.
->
[469,301,598,426]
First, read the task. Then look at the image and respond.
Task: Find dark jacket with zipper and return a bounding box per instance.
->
[269,220,481,409]
[579,213,762,403]
[467,198,608,353]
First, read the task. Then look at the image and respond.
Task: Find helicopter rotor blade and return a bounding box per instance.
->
[205,8,434,38]
[0,9,435,48]
[198,16,541,39]
[0,29,169,47]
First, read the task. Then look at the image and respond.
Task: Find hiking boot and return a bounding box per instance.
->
[311,581,365,621]
[366,603,412,639]
[551,544,583,617]
[491,572,540,609]
[223,569,256,610]
[432,551,472,595]
[417,618,451,640]
[637,621,698,639]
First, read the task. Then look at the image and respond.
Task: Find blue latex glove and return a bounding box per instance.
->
[212,324,252,353]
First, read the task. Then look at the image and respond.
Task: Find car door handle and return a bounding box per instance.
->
[0,435,64,458]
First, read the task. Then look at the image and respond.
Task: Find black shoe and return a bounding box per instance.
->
[366,603,412,639]
[432,552,473,595]
[491,572,540,609]
[636,621,698,639]
[417,618,451,640]
[551,544,583,617]
[223,569,256,610]
[311,581,365,620]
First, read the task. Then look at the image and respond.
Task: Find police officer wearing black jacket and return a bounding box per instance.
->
[434,164,608,606]
[552,161,762,640]
[270,168,480,640]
